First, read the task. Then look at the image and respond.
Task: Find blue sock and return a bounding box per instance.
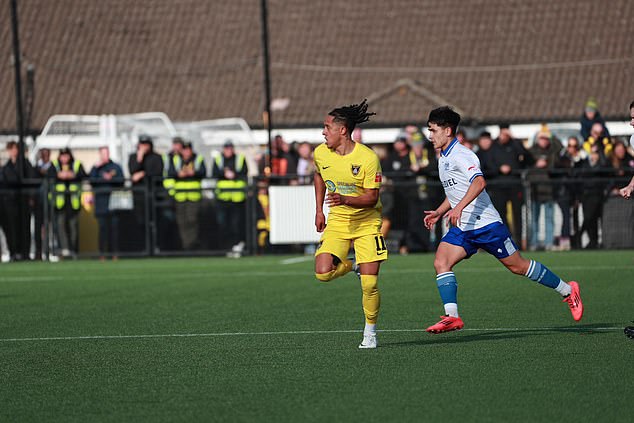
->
[436,272,458,304]
[525,260,562,289]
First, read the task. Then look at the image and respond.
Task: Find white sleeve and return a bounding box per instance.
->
[454,152,484,184]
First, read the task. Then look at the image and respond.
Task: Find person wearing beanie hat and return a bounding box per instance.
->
[585,98,599,112]
[580,97,610,141]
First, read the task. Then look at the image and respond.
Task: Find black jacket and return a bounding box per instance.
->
[128,152,163,185]
[476,148,499,179]
[491,138,534,179]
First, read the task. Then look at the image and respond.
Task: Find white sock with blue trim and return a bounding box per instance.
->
[444,303,459,318]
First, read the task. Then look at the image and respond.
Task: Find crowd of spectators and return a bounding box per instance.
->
[1,98,633,260]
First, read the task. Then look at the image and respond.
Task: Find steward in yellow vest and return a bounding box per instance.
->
[211,140,248,203]
[48,148,86,212]
[167,142,206,202]
[211,140,249,250]
[162,137,185,198]
[47,148,87,257]
[167,142,206,250]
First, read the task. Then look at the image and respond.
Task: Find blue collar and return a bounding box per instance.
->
[441,138,459,157]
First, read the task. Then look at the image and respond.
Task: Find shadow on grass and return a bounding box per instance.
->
[383,323,619,348]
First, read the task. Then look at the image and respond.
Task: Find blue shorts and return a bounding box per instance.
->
[441,222,519,259]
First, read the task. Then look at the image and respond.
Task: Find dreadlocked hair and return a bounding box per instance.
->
[329,99,376,134]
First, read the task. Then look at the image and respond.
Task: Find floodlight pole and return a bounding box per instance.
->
[10,0,26,179]
[10,0,30,260]
[260,0,273,173]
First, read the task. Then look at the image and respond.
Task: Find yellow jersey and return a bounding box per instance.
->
[314,142,383,233]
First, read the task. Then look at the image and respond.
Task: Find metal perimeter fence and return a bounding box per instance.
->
[0,170,633,262]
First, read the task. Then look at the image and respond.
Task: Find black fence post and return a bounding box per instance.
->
[521,170,530,250]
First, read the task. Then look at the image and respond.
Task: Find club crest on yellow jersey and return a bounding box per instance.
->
[351,164,361,176]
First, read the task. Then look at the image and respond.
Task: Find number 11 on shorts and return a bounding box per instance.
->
[374,235,387,253]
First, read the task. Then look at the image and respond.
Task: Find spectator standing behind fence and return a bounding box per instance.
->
[619,100,634,199]
[610,140,634,176]
[476,132,498,178]
[128,135,163,219]
[160,137,185,250]
[212,140,248,253]
[608,140,634,197]
[527,130,559,251]
[270,134,296,182]
[576,144,609,249]
[559,137,588,248]
[48,148,86,258]
[382,134,413,254]
[296,142,315,185]
[456,129,475,151]
[491,124,533,246]
[162,137,184,197]
[555,137,586,250]
[128,135,163,251]
[583,122,612,160]
[168,142,206,250]
[1,141,36,261]
[34,148,52,259]
[89,146,124,261]
[407,132,438,252]
[476,131,503,242]
[580,98,610,142]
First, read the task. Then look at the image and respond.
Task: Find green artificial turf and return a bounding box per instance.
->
[1,251,633,422]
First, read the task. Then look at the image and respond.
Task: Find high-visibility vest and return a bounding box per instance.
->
[163,153,177,197]
[409,148,429,168]
[173,154,205,202]
[51,160,82,210]
[214,153,246,203]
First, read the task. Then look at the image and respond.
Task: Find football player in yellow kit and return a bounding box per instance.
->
[313,100,387,349]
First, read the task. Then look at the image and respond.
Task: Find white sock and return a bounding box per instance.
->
[555,280,572,297]
[364,323,376,336]
[444,303,459,317]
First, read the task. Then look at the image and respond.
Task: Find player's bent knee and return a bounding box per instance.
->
[314,257,335,276]
[433,258,451,274]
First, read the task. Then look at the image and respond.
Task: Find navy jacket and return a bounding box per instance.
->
[89,160,124,216]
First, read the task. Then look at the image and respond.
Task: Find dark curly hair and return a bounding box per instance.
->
[427,106,461,136]
[328,99,375,135]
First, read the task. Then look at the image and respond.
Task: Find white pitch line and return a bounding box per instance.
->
[0,327,622,343]
[279,256,314,265]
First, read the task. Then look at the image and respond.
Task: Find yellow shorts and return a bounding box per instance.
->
[315,229,388,264]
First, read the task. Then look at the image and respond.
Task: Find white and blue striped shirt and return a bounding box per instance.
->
[438,138,502,231]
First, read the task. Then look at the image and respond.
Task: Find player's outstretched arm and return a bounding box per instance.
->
[619,176,634,199]
[424,198,451,230]
[314,172,327,232]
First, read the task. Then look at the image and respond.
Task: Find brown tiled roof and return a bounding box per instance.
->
[1,0,633,132]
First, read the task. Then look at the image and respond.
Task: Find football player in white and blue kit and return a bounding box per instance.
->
[423,106,583,333]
